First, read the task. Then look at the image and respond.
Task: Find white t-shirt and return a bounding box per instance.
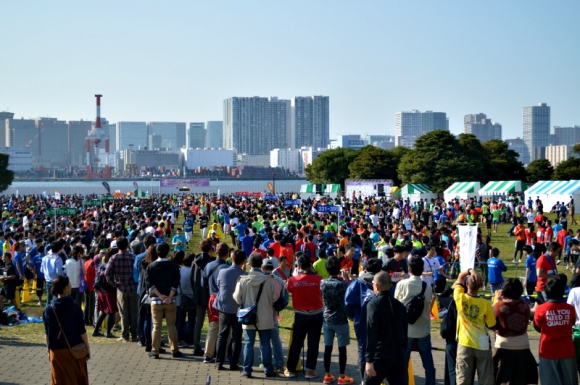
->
[421,256,440,286]
[567,287,580,326]
[65,258,84,289]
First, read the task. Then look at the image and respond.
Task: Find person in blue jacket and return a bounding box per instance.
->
[344,258,382,382]
[487,247,507,295]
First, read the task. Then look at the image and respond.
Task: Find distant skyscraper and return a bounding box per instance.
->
[148,122,186,150]
[506,137,530,165]
[223,97,290,155]
[421,111,449,133]
[0,112,15,148]
[188,122,205,149]
[68,120,92,166]
[294,96,329,150]
[523,103,550,162]
[395,110,449,147]
[552,126,580,146]
[117,122,148,151]
[464,113,502,142]
[148,134,162,150]
[205,121,223,148]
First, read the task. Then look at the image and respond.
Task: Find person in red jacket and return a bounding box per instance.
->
[533,274,577,385]
[84,253,96,326]
[284,255,323,379]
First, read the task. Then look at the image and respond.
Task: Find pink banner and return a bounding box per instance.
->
[160,178,210,187]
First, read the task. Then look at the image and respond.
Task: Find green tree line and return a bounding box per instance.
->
[305,130,580,193]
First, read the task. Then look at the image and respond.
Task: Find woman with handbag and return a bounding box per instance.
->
[65,246,86,307]
[43,274,90,385]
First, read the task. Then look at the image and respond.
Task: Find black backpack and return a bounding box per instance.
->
[406,281,427,324]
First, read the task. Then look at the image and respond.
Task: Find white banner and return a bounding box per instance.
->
[458,224,478,271]
[54,190,61,201]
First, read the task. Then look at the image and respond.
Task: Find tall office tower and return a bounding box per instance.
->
[205,121,223,148]
[68,120,92,166]
[395,110,422,148]
[223,96,290,155]
[523,103,550,162]
[552,126,580,146]
[148,122,186,150]
[116,122,148,151]
[37,118,68,167]
[0,112,14,148]
[148,134,162,150]
[505,138,530,165]
[188,122,205,149]
[293,96,329,150]
[421,111,449,133]
[464,113,502,142]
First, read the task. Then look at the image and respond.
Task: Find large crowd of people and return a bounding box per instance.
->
[0,191,579,384]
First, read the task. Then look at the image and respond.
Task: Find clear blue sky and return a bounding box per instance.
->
[2,1,579,140]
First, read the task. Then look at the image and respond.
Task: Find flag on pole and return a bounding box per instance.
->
[54,190,61,201]
[458,224,478,271]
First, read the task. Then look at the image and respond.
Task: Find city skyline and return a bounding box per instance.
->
[1,1,579,140]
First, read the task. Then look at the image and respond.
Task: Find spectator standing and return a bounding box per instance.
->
[105,236,139,342]
[487,248,507,296]
[201,243,229,363]
[214,249,247,371]
[534,274,577,385]
[234,253,280,378]
[395,256,436,385]
[284,255,324,379]
[262,258,287,371]
[523,245,537,299]
[320,256,354,385]
[40,240,65,305]
[144,242,182,359]
[364,271,408,385]
[536,242,562,304]
[191,239,214,356]
[492,278,538,384]
[453,268,496,385]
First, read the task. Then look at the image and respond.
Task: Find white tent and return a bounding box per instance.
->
[400,184,437,203]
[525,180,580,211]
[443,181,482,203]
[478,180,525,196]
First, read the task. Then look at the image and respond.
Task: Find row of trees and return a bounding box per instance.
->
[305,130,580,193]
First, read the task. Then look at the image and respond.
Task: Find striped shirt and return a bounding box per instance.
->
[105,250,137,293]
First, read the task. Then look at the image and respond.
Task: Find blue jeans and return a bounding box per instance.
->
[243,329,274,375]
[176,305,195,344]
[405,334,436,385]
[271,318,284,367]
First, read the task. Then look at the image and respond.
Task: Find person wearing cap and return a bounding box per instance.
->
[234,253,280,378]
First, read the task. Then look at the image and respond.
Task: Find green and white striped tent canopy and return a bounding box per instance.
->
[324,184,341,194]
[444,181,482,201]
[400,184,437,201]
[300,184,340,196]
[134,189,149,198]
[478,180,525,196]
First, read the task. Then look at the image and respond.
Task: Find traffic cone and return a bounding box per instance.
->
[285,323,303,371]
[15,289,21,310]
[408,359,415,385]
[431,298,440,320]
[22,281,31,303]
[32,280,37,291]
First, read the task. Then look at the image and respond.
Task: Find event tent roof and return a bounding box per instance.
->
[401,184,433,194]
[526,180,580,196]
[479,180,525,196]
[444,181,481,195]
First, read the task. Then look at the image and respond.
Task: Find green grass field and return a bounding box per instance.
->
[1,212,575,346]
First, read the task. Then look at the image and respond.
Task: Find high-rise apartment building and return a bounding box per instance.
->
[464,113,502,142]
[293,96,329,150]
[148,122,186,151]
[116,122,148,152]
[552,126,580,146]
[223,97,290,155]
[523,103,550,162]
[205,121,223,148]
[188,122,205,149]
[395,110,449,147]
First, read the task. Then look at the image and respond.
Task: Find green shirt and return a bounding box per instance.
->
[313,258,329,279]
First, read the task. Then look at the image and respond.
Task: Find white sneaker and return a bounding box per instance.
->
[37,301,42,306]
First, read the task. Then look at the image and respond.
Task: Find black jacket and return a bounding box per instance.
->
[192,252,213,306]
[145,259,180,298]
[365,290,407,363]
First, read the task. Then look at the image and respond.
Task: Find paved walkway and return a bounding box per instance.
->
[0,333,541,385]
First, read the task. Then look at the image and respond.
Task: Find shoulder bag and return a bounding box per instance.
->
[51,305,88,360]
[237,281,265,326]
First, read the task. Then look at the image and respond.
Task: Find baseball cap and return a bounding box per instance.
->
[262,259,274,268]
